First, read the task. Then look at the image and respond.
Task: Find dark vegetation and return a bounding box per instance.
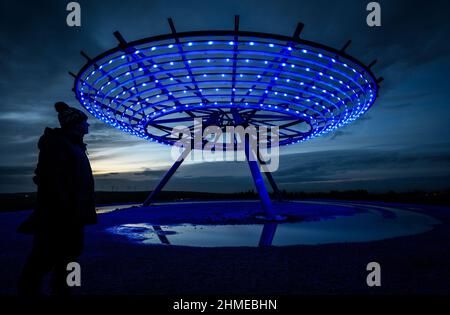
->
[1,189,449,212]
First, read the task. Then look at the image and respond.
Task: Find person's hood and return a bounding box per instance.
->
[37,127,65,150]
[38,127,86,150]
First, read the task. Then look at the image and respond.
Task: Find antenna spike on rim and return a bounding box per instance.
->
[80,50,91,61]
[340,40,352,52]
[376,76,384,83]
[113,31,128,46]
[68,71,77,78]
[368,59,378,68]
[167,18,176,34]
[234,15,240,32]
[292,22,304,39]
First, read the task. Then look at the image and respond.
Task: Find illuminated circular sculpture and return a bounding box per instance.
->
[72,17,381,219]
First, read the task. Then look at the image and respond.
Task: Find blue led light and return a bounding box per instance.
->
[75,31,378,147]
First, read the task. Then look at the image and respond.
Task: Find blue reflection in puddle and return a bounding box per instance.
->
[106,204,440,247]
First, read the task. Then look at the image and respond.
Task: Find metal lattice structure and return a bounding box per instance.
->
[72,17,381,219]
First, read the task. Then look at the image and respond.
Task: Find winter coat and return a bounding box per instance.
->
[18,127,97,234]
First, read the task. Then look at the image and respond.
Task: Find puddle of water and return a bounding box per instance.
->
[96,204,139,214]
[105,205,440,247]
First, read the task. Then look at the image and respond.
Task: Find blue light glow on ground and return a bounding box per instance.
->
[103,201,440,247]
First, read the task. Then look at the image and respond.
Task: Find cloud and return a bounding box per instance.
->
[3,147,449,193]
[0,166,35,177]
[132,169,167,177]
[0,0,449,194]
[92,148,450,193]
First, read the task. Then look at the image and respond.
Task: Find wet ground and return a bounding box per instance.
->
[0,199,449,295]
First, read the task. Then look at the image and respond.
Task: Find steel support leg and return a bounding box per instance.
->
[153,226,171,245]
[231,108,277,219]
[258,222,278,246]
[245,141,276,219]
[143,147,191,206]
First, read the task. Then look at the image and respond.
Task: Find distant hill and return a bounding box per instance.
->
[1,189,449,212]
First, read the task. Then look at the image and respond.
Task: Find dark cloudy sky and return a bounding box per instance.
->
[1,0,449,193]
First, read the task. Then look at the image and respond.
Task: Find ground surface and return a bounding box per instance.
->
[0,199,449,295]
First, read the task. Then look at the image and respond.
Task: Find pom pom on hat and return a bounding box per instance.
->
[54,101,88,128]
[55,101,70,113]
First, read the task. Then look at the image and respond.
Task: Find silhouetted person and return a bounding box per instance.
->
[18,102,97,296]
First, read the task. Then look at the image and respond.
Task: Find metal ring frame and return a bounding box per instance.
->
[73,20,380,148]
